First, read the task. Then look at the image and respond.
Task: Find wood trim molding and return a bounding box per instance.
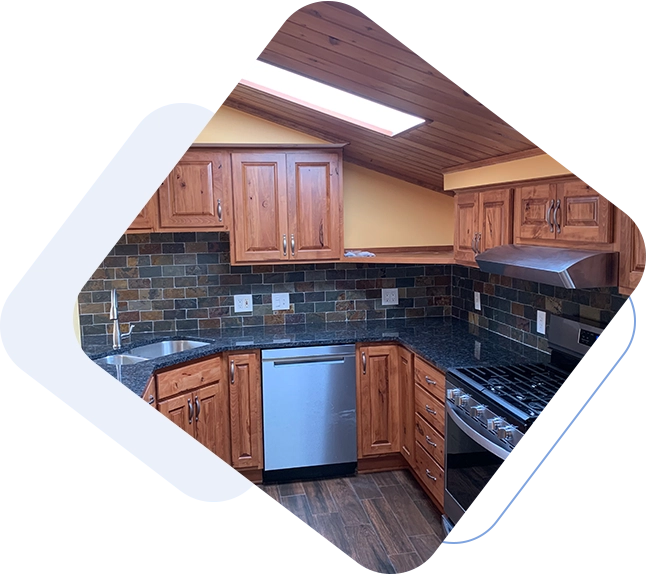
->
[191,143,349,149]
[448,173,578,194]
[441,147,546,174]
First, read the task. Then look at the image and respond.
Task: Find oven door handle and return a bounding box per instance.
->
[447,403,510,461]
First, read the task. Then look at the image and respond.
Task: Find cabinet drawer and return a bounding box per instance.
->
[414,384,445,436]
[414,413,444,466]
[157,357,222,400]
[142,376,156,408]
[414,442,444,506]
[414,357,445,403]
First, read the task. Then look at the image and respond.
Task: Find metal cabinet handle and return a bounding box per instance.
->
[425,405,437,416]
[471,233,477,254]
[148,395,155,405]
[290,234,295,256]
[283,234,287,256]
[230,359,235,384]
[194,396,200,422]
[546,199,555,232]
[425,436,437,448]
[217,199,222,222]
[475,232,481,253]
[424,376,436,386]
[362,351,366,375]
[555,199,562,234]
[188,398,193,424]
[425,469,437,481]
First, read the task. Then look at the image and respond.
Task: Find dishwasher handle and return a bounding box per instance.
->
[271,355,351,367]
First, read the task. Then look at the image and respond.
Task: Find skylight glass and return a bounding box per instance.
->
[240,60,426,137]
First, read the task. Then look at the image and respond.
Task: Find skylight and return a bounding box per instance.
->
[240,60,426,137]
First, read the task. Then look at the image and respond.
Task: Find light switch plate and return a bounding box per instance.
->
[474,291,481,311]
[234,294,253,313]
[272,293,290,311]
[382,288,399,306]
[537,310,547,335]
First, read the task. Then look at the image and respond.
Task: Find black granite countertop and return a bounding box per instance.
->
[85,318,550,398]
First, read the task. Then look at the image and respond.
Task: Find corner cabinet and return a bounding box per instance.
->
[618,210,646,295]
[230,149,343,264]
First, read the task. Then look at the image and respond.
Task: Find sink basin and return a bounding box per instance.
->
[128,340,209,359]
[101,354,148,365]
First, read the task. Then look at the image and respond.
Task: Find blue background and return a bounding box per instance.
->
[0,3,645,573]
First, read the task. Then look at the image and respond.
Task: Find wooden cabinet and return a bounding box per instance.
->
[515,178,613,246]
[356,345,400,457]
[227,351,263,470]
[454,188,513,264]
[158,149,231,230]
[618,210,646,295]
[142,377,156,408]
[398,347,414,464]
[127,193,159,233]
[230,149,342,264]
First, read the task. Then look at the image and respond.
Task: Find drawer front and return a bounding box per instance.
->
[157,356,222,400]
[415,384,445,436]
[414,413,444,467]
[142,376,157,408]
[414,441,445,506]
[414,357,445,403]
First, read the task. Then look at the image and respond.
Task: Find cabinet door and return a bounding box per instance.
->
[228,352,263,469]
[127,192,159,233]
[194,383,231,465]
[515,183,555,241]
[619,210,646,294]
[231,153,289,263]
[479,188,512,252]
[287,152,342,261]
[357,345,400,457]
[398,347,414,464]
[454,191,479,264]
[158,150,230,229]
[158,391,195,438]
[555,181,613,244]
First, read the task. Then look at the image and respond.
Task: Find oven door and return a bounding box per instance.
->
[444,400,512,527]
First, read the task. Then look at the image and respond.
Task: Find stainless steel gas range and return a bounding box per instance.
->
[442,315,603,532]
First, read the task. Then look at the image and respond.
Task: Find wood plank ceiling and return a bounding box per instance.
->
[224,2,538,194]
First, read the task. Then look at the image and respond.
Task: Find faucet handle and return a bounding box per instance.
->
[123,324,135,340]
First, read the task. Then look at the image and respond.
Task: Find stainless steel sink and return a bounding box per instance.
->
[101,354,148,365]
[127,340,209,359]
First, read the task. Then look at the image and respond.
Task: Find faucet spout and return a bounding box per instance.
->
[111,289,122,350]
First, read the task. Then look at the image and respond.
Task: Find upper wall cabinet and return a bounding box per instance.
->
[158,149,232,230]
[454,188,513,265]
[127,193,159,233]
[230,149,343,264]
[618,210,645,295]
[515,179,613,247]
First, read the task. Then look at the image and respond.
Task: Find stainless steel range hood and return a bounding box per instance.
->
[474,245,618,289]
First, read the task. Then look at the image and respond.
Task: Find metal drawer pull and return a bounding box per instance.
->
[546,199,555,232]
[283,235,287,256]
[148,395,155,405]
[425,469,437,481]
[195,397,201,422]
[425,376,436,386]
[217,199,222,222]
[290,234,295,256]
[230,359,235,384]
[362,351,366,375]
[425,405,437,416]
[188,398,193,424]
[425,436,437,448]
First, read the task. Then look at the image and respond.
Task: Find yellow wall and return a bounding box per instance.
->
[196,106,454,247]
[444,154,571,190]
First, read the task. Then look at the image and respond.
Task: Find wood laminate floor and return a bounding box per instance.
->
[259,469,445,573]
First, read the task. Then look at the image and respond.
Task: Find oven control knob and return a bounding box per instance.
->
[470,405,486,418]
[457,394,471,407]
[487,417,504,431]
[447,388,462,401]
[497,425,516,440]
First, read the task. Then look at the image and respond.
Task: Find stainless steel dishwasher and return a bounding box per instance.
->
[261,345,357,482]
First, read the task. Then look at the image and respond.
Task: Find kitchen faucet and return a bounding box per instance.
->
[109,289,134,350]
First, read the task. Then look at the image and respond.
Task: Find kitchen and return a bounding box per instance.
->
[74,3,643,573]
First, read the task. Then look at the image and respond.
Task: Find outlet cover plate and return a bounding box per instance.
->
[272,293,290,311]
[474,291,481,311]
[234,294,253,313]
[382,288,399,306]
[537,310,547,335]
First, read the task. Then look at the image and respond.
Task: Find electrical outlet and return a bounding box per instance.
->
[234,294,253,313]
[474,291,481,311]
[272,293,290,311]
[537,310,547,335]
[382,288,399,306]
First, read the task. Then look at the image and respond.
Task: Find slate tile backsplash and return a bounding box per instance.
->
[78,232,628,351]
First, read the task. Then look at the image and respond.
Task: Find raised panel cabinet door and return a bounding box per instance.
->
[158,391,195,439]
[158,150,230,229]
[454,192,479,264]
[357,345,400,457]
[398,347,414,464]
[228,352,263,469]
[618,210,646,294]
[194,382,231,465]
[515,184,555,241]
[479,188,513,252]
[231,153,289,263]
[127,192,159,232]
[555,181,613,244]
[287,152,342,261]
